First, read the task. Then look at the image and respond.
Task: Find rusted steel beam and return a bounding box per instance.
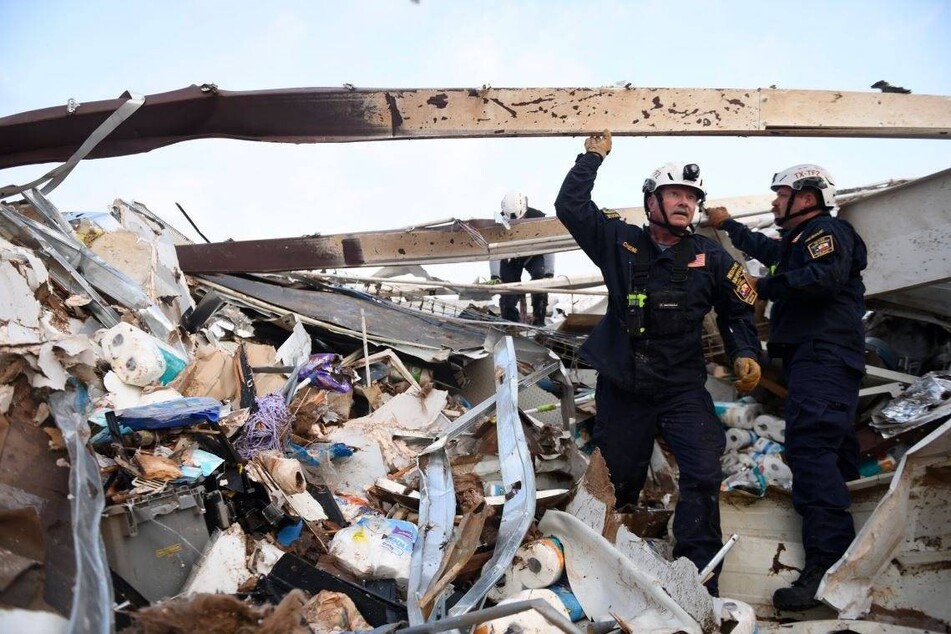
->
[176,195,779,274]
[3,85,949,169]
[177,217,573,273]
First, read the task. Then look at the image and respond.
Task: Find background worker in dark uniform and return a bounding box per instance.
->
[707,164,867,611]
[555,130,761,594]
[490,191,555,325]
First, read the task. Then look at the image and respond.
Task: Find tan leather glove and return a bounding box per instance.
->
[733,357,761,394]
[584,129,612,159]
[706,206,732,229]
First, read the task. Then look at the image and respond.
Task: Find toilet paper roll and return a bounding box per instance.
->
[753,414,786,443]
[758,453,793,488]
[514,537,565,589]
[752,437,783,455]
[725,428,758,452]
[718,402,763,429]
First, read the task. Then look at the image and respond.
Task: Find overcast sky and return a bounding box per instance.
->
[2,1,949,281]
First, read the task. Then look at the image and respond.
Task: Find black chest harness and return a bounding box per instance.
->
[623,232,694,338]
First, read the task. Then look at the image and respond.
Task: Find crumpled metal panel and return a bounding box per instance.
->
[819,420,951,631]
[447,336,536,617]
[407,449,455,625]
[201,274,488,359]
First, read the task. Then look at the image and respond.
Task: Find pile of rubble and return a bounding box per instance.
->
[1,191,949,633]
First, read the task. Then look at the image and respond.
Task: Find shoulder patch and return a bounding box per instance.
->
[807,234,835,259]
[601,208,621,220]
[621,241,638,254]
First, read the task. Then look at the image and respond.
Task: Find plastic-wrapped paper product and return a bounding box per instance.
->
[751,437,783,455]
[715,401,763,429]
[725,427,758,451]
[99,322,166,386]
[329,515,417,587]
[753,414,786,443]
[756,453,793,491]
[98,322,186,387]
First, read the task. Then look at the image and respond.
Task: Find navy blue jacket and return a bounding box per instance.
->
[720,214,867,369]
[555,152,760,396]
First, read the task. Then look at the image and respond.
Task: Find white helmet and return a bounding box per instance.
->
[642,162,706,201]
[771,164,836,208]
[500,191,528,220]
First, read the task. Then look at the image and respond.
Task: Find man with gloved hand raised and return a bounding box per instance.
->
[555,130,761,595]
[707,164,867,611]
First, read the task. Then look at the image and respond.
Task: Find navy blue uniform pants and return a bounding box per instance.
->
[593,378,726,590]
[499,256,549,325]
[781,341,862,568]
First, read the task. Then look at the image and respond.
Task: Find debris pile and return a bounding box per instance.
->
[0,191,948,633]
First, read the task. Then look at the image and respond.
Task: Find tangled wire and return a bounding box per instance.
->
[234,393,294,460]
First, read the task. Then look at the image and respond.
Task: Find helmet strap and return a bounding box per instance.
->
[776,190,826,227]
[647,191,692,237]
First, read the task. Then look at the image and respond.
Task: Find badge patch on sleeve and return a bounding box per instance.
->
[733,278,757,305]
[807,234,835,259]
[601,208,621,220]
[727,262,758,305]
[687,253,706,268]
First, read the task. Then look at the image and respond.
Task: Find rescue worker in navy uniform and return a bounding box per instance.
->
[490,191,555,325]
[707,164,867,611]
[555,130,762,595]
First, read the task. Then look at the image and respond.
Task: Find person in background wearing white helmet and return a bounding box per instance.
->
[555,130,761,596]
[489,191,555,325]
[707,165,868,611]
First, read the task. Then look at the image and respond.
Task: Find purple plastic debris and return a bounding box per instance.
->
[297,353,354,393]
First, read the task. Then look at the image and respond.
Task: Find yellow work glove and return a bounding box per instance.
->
[733,357,761,394]
[584,129,612,159]
[705,206,732,229]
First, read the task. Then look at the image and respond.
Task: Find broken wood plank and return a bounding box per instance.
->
[2,85,949,169]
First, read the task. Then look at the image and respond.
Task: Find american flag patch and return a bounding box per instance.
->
[687,253,706,268]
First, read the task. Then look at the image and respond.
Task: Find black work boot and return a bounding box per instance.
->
[772,564,827,611]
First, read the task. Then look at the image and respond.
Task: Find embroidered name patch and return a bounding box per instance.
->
[807,234,835,259]
[622,241,638,254]
[687,253,706,268]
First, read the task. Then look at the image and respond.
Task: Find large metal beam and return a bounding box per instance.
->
[837,167,951,298]
[176,194,772,273]
[2,85,949,169]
